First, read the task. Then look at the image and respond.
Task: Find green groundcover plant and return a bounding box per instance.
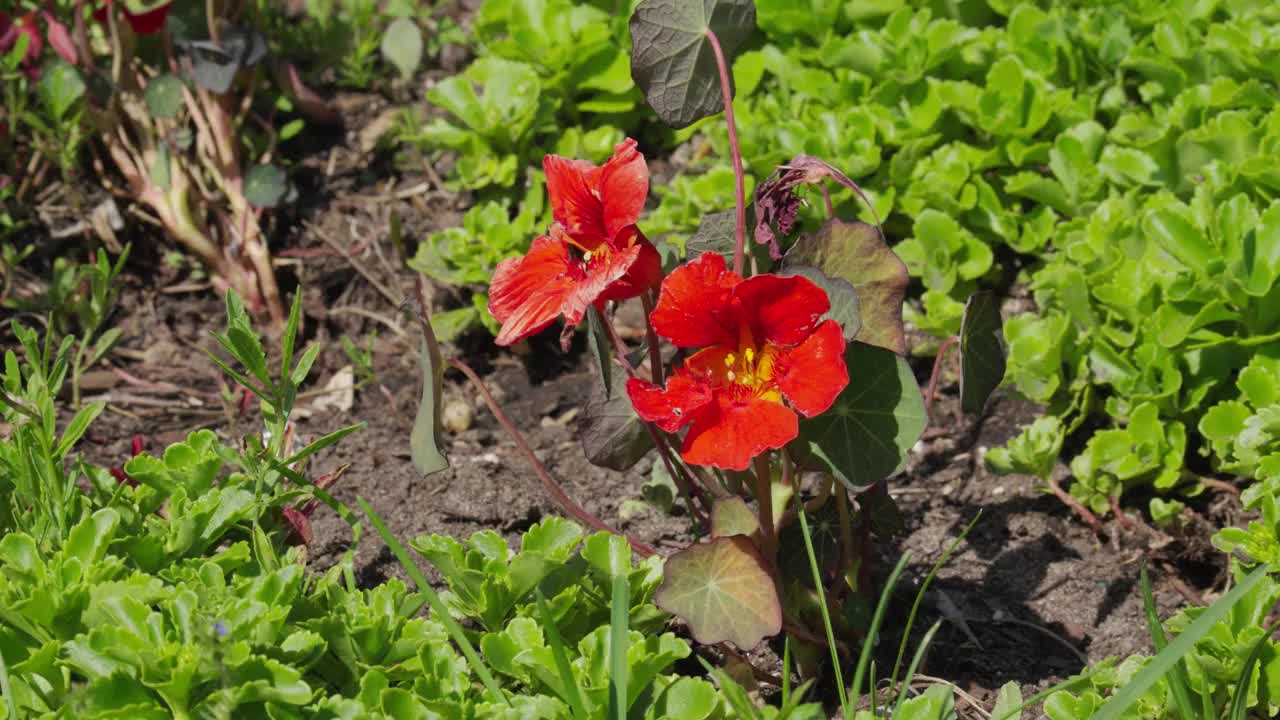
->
[408,0,1280,518]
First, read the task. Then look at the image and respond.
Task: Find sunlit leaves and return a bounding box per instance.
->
[793,342,926,492]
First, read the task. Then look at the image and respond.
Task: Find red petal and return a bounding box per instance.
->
[597,225,661,304]
[43,13,77,64]
[488,235,578,346]
[734,273,830,346]
[649,252,742,348]
[599,138,648,240]
[123,3,170,34]
[776,320,848,417]
[544,154,607,249]
[627,372,713,433]
[681,396,798,471]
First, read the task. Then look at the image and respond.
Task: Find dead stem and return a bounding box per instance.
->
[924,335,959,421]
[1046,475,1104,536]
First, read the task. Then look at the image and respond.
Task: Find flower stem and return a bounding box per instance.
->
[924,335,959,421]
[448,357,656,557]
[598,309,711,525]
[640,292,664,385]
[705,29,748,277]
[753,455,777,562]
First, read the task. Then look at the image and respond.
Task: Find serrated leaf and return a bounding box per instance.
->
[411,333,449,476]
[784,219,908,354]
[579,372,653,471]
[959,292,1007,415]
[793,342,926,492]
[144,74,185,118]
[381,17,423,80]
[629,0,756,129]
[654,536,781,649]
[243,164,288,208]
[710,497,757,538]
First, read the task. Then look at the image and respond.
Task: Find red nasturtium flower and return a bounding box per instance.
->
[626,253,849,471]
[488,138,661,347]
[94,0,172,35]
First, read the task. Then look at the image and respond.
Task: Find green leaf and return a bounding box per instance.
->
[39,60,85,120]
[784,219,909,354]
[410,332,449,476]
[654,536,781,649]
[1144,208,1213,272]
[710,497,758,538]
[381,17,423,80]
[583,532,631,580]
[243,164,289,209]
[55,401,104,458]
[579,372,653,471]
[959,292,1007,415]
[629,0,756,129]
[144,74,186,119]
[793,342,926,492]
[587,308,612,401]
[1092,565,1270,720]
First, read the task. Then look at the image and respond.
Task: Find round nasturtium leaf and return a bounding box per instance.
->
[654,536,781,649]
[629,0,756,129]
[960,291,1008,415]
[243,164,288,209]
[145,74,186,119]
[710,497,758,539]
[792,342,926,492]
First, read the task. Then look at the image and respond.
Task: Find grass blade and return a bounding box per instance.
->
[358,497,510,705]
[609,573,630,720]
[0,646,18,720]
[1093,564,1270,720]
[889,513,980,699]
[1139,564,1198,720]
[792,490,851,719]
[1228,618,1280,720]
[851,552,912,709]
[781,636,791,707]
[535,589,590,720]
[891,621,941,719]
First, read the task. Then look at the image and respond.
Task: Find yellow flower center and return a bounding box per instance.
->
[721,344,782,403]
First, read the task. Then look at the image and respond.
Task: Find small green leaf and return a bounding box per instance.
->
[243,164,289,209]
[629,0,756,129]
[654,536,781,649]
[381,17,423,80]
[710,497,758,538]
[410,332,449,475]
[39,60,85,120]
[784,219,909,354]
[960,292,1007,415]
[793,342,926,492]
[144,74,186,118]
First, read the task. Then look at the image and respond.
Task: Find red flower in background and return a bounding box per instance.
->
[93,1,172,35]
[626,253,848,471]
[0,13,43,69]
[488,138,661,347]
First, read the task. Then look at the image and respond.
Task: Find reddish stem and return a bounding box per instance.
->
[1047,475,1104,536]
[924,335,959,421]
[821,181,835,219]
[448,358,656,557]
[641,292,664,385]
[705,29,748,277]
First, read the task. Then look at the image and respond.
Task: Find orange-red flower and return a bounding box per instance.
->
[488,138,661,347]
[626,253,848,471]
